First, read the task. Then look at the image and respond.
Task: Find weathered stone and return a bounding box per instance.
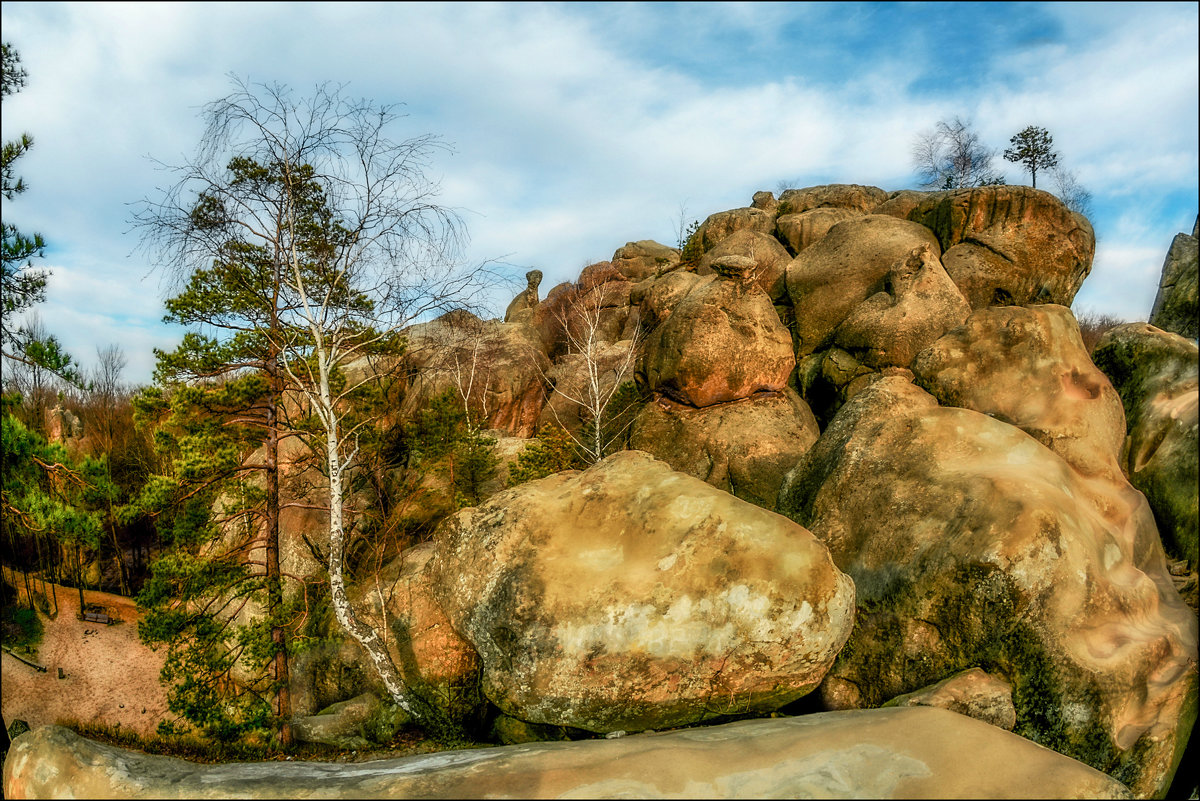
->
[786,214,942,357]
[490,714,572,746]
[1148,220,1199,339]
[503,269,543,324]
[774,207,863,255]
[291,693,384,749]
[636,270,710,331]
[349,543,484,729]
[872,189,942,220]
[3,710,1132,799]
[750,190,779,212]
[696,229,791,301]
[776,183,889,216]
[639,268,795,408]
[402,312,549,438]
[611,240,681,282]
[630,389,819,510]
[431,451,855,734]
[882,668,1017,731]
[912,304,1126,482]
[1093,323,1200,569]
[777,376,1198,798]
[833,244,971,369]
[694,206,776,252]
[909,185,1095,309]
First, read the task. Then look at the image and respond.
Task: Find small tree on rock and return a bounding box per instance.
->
[912,117,1006,189]
[1004,125,1059,189]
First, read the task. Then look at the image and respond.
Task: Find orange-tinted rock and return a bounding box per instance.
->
[774,207,863,256]
[640,269,795,407]
[833,244,971,369]
[695,206,776,252]
[630,388,819,509]
[786,215,942,357]
[611,240,681,282]
[697,228,792,301]
[776,183,889,216]
[909,185,1095,309]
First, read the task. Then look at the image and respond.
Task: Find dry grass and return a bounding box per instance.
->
[1074,309,1128,354]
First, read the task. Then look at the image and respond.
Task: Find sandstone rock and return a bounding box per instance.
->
[639,267,795,408]
[3,710,1132,798]
[909,185,1095,309]
[833,244,971,369]
[872,189,942,220]
[1092,323,1200,569]
[431,450,855,734]
[291,692,383,749]
[630,389,819,510]
[696,228,791,301]
[402,312,549,438]
[786,214,942,358]
[776,183,889,216]
[882,667,1016,731]
[912,304,1126,481]
[636,270,710,330]
[503,269,543,324]
[490,714,572,746]
[750,190,779,212]
[774,207,863,255]
[611,240,681,282]
[694,206,776,252]
[349,542,484,729]
[1148,219,1199,340]
[777,376,1198,798]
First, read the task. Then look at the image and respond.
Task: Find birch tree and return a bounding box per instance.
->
[139,77,492,739]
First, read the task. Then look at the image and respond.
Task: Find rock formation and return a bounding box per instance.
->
[431,451,855,734]
[777,376,1197,798]
[502,269,542,324]
[1092,323,1199,570]
[1148,216,1199,339]
[3,709,1131,799]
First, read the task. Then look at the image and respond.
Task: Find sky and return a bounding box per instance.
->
[1,1,1197,386]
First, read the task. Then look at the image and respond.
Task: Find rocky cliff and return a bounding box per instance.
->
[6,184,1197,800]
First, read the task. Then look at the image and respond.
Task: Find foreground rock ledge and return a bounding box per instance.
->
[3,708,1130,799]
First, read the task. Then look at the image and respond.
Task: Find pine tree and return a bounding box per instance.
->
[1004,125,1059,190]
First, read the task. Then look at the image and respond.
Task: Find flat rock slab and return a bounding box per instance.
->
[4,708,1130,799]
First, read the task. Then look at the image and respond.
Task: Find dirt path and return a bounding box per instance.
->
[2,573,168,737]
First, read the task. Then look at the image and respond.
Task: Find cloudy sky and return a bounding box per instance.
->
[2,2,1197,385]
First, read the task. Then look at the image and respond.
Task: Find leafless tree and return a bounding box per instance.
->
[541,279,641,464]
[157,77,497,738]
[1051,166,1093,218]
[912,117,1006,189]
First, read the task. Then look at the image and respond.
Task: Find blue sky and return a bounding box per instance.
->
[2,2,1197,385]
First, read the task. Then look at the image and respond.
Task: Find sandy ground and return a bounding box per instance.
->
[2,572,168,738]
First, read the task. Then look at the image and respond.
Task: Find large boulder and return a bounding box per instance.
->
[832,244,971,370]
[694,206,777,252]
[611,240,681,282]
[431,450,856,734]
[3,710,1131,799]
[630,388,819,509]
[696,228,791,301]
[908,185,1095,309]
[639,266,795,408]
[774,207,863,256]
[912,304,1127,482]
[776,183,889,216]
[1092,323,1200,569]
[777,377,1198,798]
[1148,217,1199,340]
[401,312,549,438]
[786,215,942,358]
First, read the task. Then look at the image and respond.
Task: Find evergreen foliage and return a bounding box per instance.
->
[1004,125,1059,190]
[508,424,584,486]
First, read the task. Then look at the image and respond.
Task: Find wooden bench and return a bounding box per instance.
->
[81,607,112,625]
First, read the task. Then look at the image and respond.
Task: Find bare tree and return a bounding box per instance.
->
[541,278,641,464]
[1051,166,1093,218]
[912,117,1006,189]
[158,78,496,738]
